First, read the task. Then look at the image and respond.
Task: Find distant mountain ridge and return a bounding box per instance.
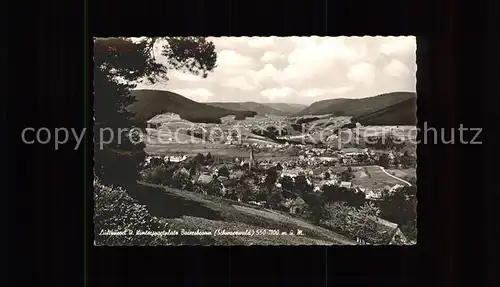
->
[354,97,417,126]
[295,92,416,117]
[206,102,287,116]
[206,102,306,116]
[126,89,415,126]
[295,92,417,125]
[127,89,256,122]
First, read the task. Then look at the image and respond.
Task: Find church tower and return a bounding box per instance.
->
[249,146,255,171]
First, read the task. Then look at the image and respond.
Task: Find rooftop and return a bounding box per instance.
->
[341,147,365,154]
[340,181,352,187]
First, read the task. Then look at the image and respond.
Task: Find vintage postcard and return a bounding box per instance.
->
[93,36,417,246]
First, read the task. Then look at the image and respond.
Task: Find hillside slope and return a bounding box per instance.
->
[127,89,255,122]
[354,97,417,126]
[207,102,290,116]
[295,99,351,116]
[296,92,416,117]
[133,182,357,245]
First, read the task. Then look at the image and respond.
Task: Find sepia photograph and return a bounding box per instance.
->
[93,36,417,246]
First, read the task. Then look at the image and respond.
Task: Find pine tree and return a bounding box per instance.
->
[94,37,217,188]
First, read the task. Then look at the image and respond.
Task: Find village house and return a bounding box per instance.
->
[364,189,383,200]
[390,184,404,193]
[318,157,338,163]
[314,179,340,192]
[340,181,352,188]
[341,147,365,157]
[165,155,187,163]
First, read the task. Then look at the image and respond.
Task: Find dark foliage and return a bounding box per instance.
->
[260,167,279,196]
[160,37,217,76]
[322,202,390,244]
[340,169,355,181]
[321,185,365,207]
[218,166,230,178]
[186,129,205,139]
[376,153,391,168]
[378,186,417,225]
[279,175,295,197]
[302,192,327,224]
[399,150,417,168]
[340,122,356,129]
[354,97,417,126]
[266,126,289,137]
[292,175,315,202]
[251,128,276,139]
[128,89,254,122]
[94,37,217,187]
[291,123,303,132]
[94,179,170,245]
[234,111,257,120]
[324,171,331,180]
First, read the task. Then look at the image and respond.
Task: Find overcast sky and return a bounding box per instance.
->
[135,36,416,105]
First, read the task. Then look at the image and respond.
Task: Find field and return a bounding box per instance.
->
[351,166,411,189]
[145,143,251,157]
[132,182,356,245]
[145,143,296,160]
[354,126,417,140]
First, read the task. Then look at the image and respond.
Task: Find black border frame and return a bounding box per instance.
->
[8,0,496,286]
